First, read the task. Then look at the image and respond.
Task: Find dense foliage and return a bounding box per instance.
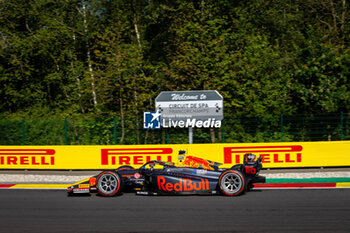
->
[0,0,349,144]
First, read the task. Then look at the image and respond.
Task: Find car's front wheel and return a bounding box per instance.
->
[219,170,245,196]
[96,171,122,197]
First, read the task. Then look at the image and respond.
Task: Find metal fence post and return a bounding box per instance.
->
[21,119,25,145]
[280,114,284,142]
[64,118,68,145]
[114,117,117,145]
[189,127,193,144]
[340,112,344,141]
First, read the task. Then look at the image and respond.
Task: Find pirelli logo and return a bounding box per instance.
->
[101,148,173,165]
[0,149,56,166]
[223,146,303,164]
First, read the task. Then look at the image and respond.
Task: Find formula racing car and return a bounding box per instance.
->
[67,153,265,197]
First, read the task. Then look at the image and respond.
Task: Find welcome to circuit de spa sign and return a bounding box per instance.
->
[143,90,223,129]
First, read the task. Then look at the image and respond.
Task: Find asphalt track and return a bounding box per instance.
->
[0,189,349,233]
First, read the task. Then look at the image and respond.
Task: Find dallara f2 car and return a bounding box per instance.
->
[67,153,265,197]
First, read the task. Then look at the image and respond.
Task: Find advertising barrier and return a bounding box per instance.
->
[0,141,350,170]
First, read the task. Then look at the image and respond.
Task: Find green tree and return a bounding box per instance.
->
[289,37,350,113]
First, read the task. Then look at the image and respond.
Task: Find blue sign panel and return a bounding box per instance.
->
[143,111,161,129]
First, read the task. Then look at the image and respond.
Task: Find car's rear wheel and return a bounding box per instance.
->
[219,170,245,196]
[96,171,122,197]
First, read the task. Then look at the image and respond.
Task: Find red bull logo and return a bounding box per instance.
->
[101,148,173,165]
[224,146,303,164]
[157,176,209,192]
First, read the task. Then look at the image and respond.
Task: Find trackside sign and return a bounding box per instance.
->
[154,90,223,128]
[0,141,350,169]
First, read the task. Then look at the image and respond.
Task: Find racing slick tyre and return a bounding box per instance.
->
[96,171,122,197]
[218,170,246,196]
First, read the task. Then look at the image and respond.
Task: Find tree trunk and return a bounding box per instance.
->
[330,0,338,33]
[119,89,125,144]
[210,128,216,143]
[134,88,140,144]
[134,20,142,50]
[69,31,85,113]
[133,18,142,144]
[340,0,346,49]
[81,1,98,106]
